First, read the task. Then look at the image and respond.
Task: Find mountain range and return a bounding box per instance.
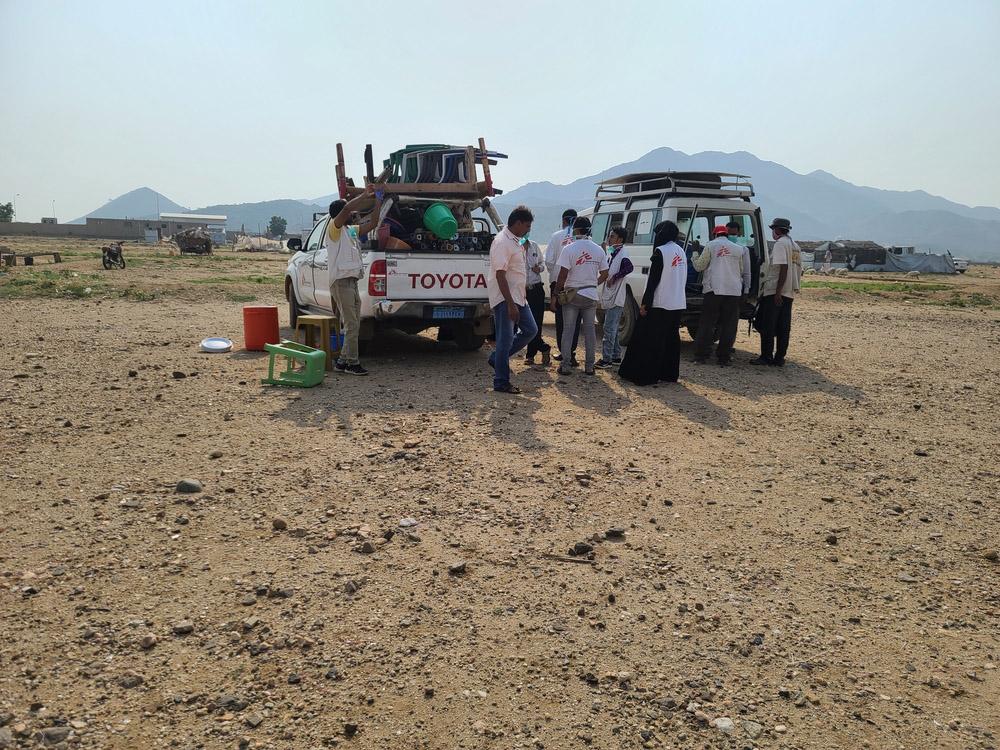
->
[72,149,1000,260]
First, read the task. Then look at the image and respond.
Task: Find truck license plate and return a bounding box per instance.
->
[432,307,466,320]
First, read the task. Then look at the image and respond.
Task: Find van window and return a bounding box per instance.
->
[713,214,754,247]
[306,218,327,252]
[626,210,656,245]
[677,211,710,247]
[590,214,611,245]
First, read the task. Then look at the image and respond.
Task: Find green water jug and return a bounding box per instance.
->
[423,202,458,240]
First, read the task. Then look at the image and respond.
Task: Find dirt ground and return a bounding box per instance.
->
[2,238,998,750]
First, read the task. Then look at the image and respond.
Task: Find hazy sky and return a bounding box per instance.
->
[2,0,998,221]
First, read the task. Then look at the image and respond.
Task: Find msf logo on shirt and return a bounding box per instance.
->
[716,246,732,258]
[575,250,594,266]
[671,254,685,267]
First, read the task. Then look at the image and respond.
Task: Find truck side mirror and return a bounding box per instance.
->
[287,237,303,251]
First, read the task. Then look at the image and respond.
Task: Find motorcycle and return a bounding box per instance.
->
[101,242,126,270]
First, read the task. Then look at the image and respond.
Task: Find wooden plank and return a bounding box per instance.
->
[364,144,374,183]
[342,181,486,197]
[336,143,347,198]
[465,146,476,186]
[478,137,494,197]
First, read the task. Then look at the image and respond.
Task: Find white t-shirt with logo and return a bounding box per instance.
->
[545,227,574,280]
[556,238,610,301]
[651,242,687,311]
[760,235,802,298]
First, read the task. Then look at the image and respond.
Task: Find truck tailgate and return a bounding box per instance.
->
[385,253,490,300]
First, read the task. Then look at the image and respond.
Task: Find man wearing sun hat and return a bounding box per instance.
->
[753,217,802,367]
[692,224,751,365]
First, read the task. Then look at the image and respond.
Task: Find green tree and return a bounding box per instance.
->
[0,202,13,223]
[267,215,287,237]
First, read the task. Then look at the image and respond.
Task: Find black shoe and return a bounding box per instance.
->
[750,357,773,366]
[524,354,536,365]
[553,353,564,362]
[769,359,785,367]
[343,363,369,376]
[334,361,347,373]
[595,360,613,369]
[612,357,622,365]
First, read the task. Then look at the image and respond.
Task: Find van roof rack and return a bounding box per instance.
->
[594,171,754,203]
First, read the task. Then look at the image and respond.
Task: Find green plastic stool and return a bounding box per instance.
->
[261,340,326,387]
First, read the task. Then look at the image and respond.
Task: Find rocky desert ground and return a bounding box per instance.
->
[1,237,998,750]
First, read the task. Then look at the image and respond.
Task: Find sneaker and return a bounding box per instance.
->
[334,360,347,373]
[553,353,564,362]
[342,363,369,376]
[524,354,536,365]
[750,357,773,366]
[541,351,551,367]
[595,359,613,369]
[611,357,622,365]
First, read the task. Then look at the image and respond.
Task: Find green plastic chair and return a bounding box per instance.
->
[261,340,326,387]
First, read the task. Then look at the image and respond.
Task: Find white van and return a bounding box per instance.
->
[580,172,769,342]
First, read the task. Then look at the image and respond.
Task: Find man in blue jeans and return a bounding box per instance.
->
[486,206,537,394]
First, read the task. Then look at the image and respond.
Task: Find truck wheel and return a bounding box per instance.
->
[286,280,303,328]
[453,323,486,351]
[619,291,639,346]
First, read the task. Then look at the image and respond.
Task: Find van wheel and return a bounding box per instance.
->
[453,323,486,351]
[286,280,303,328]
[619,291,639,346]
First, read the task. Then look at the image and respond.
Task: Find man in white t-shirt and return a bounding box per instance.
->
[753,217,802,367]
[545,209,581,365]
[550,216,609,375]
[486,206,538,394]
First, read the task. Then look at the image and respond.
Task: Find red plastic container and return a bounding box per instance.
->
[243,305,280,351]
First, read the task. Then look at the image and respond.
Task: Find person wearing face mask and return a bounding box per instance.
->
[545,209,582,366]
[550,216,609,376]
[691,222,751,366]
[486,205,538,394]
[753,218,802,367]
[523,232,552,366]
[596,226,634,368]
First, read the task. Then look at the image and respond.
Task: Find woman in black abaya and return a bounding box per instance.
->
[618,221,687,385]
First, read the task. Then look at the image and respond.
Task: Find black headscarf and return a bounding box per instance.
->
[652,220,679,248]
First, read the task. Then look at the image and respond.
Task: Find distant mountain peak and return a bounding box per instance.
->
[71,187,189,224]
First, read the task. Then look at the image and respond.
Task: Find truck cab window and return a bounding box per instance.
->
[306,218,327,252]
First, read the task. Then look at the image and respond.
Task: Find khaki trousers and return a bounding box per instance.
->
[330,277,362,364]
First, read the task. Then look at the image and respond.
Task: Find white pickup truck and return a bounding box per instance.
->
[284,201,499,352]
